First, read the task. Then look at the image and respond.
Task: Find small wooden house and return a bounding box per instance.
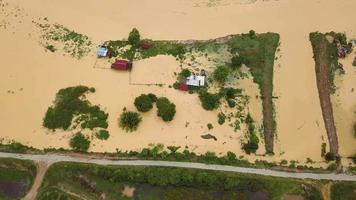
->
[111,60,132,71]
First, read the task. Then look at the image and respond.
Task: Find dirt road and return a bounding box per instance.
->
[310,34,339,155]
[23,161,48,200]
[0,152,355,182]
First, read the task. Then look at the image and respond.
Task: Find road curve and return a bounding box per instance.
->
[0,152,355,182]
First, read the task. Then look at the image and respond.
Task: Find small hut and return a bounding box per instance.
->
[111,60,132,71]
[179,83,188,91]
[186,75,205,87]
[97,47,108,57]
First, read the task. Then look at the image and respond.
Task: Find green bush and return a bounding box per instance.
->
[179,69,191,78]
[156,97,176,122]
[134,94,155,112]
[213,66,230,85]
[231,55,244,69]
[321,142,326,157]
[69,132,90,152]
[242,114,259,154]
[199,92,221,111]
[80,105,109,130]
[324,152,336,161]
[168,44,186,59]
[249,30,256,39]
[351,154,356,164]
[220,87,242,99]
[43,86,108,131]
[327,163,337,171]
[218,112,226,125]
[227,99,236,108]
[331,182,356,200]
[207,123,213,130]
[128,28,140,47]
[95,130,110,140]
[119,109,142,132]
[148,93,158,102]
[242,134,259,154]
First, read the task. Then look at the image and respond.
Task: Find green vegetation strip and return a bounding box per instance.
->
[37,162,324,200]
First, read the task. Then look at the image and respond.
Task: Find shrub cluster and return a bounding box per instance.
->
[213,65,230,85]
[95,130,110,140]
[231,55,244,70]
[218,112,226,125]
[134,94,157,112]
[43,86,108,131]
[69,132,90,152]
[199,92,221,111]
[128,28,141,47]
[242,114,259,154]
[119,109,142,132]
[156,97,176,122]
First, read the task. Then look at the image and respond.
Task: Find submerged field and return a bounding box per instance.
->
[0,0,355,169]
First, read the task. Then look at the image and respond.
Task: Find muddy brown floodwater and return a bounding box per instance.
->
[0,0,355,167]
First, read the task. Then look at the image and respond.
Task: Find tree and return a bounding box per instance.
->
[325,152,336,161]
[119,109,142,132]
[128,28,141,47]
[213,65,230,85]
[218,112,226,125]
[199,92,221,110]
[179,69,191,78]
[242,134,259,154]
[249,30,256,38]
[148,93,157,102]
[156,97,176,122]
[134,94,154,112]
[231,55,244,69]
[95,130,110,140]
[70,132,90,152]
[227,99,236,108]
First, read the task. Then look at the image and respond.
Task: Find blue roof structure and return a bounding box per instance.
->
[97,47,108,57]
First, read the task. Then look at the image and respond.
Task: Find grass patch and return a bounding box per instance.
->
[39,23,92,59]
[309,32,343,93]
[228,33,280,154]
[38,162,324,200]
[330,182,356,200]
[0,158,36,199]
[43,86,108,131]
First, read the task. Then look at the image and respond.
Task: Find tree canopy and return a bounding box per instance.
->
[128,28,141,47]
[156,97,176,122]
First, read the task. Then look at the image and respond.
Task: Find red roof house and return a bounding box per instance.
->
[179,83,188,91]
[141,41,151,49]
[111,60,132,71]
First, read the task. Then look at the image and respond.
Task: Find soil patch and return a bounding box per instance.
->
[309,33,339,155]
[0,181,26,199]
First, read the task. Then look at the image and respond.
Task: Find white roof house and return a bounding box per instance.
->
[186,75,205,87]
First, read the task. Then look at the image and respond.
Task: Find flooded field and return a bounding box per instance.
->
[0,0,355,166]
